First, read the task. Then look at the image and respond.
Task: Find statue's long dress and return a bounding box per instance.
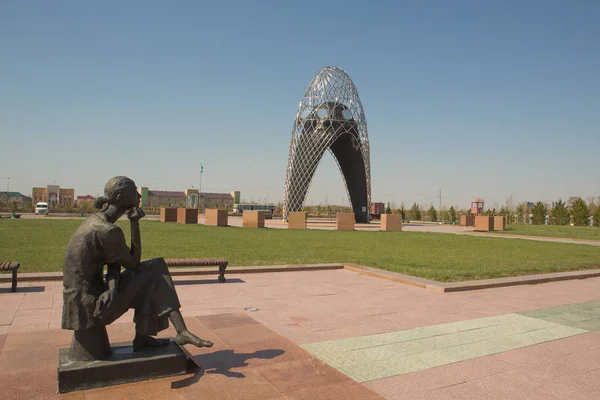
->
[97,258,181,336]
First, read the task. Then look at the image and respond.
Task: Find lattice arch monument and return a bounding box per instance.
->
[283,66,371,223]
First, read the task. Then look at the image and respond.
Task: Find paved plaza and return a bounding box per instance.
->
[1,268,600,399]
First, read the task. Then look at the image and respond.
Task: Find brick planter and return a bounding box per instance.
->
[460,215,475,226]
[493,216,507,231]
[243,210,265,228]
[336,213,355,231]
[177,208,198,224]
[381,214,402,231]
[160,207,177,223]
[287,212,307,229]
[205,209,228,227]
[475,216,494,231]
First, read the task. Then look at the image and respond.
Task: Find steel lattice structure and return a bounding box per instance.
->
[283,66,371,223]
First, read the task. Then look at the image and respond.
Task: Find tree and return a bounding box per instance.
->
[550,199,569,225]
[275,201,283,214]
[587,197,598,215]
[504,196,515,224]
[531,201,546,225]
[567,197,579,208]
[428,206,438,222]
[505,195,514,214]
[484,208,497,216]
[410,203,421,221]
[399,205,406,220]
[594,206,600,227]
[385,202,392,215]
[571,197,590,226]
[498,206,511,223]
[448,206,457,223]
[515,202,529,224]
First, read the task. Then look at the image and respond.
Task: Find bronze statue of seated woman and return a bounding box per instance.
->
[62,176,213,361]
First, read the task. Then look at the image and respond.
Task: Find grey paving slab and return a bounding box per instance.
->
[519,300,600,331]
[301,311,591,382]
[372,354,430,375]
[339,362,399,382]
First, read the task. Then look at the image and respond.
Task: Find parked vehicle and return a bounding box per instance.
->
[35,202,49,215]
[233,203,275,218]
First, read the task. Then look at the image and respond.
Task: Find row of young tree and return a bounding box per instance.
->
[382,197,600,227]
[474,197,599,227]
[384,202,458,223]
[526,198,600,226]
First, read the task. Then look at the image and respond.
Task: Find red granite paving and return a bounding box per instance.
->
[364,331,600,399]
[0,312,382,399]
[2,270,600,398]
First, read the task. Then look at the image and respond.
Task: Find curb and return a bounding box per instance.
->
[0,263,345,284]
[3,263,600,293]
[462,231,600,245]
[342,263,600,292]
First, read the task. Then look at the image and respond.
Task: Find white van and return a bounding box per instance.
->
[35,202,49,215]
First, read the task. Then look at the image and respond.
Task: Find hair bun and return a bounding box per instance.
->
[94,196,108,209]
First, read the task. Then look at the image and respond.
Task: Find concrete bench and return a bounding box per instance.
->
[160,258,228,282]
[0,261,20,292]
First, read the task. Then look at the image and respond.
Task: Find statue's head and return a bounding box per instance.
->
[94,176,140,210]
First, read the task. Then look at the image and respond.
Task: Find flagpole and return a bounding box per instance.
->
[199,163,203,211]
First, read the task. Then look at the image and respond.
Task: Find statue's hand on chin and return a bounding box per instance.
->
[127,207,146,221]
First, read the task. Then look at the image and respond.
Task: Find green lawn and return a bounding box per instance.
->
[1,219,600,282]
[497,225,600,241]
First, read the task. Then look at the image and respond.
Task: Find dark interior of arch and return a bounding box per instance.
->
[329,133,368,223]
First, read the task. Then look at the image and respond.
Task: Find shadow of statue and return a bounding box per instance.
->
[170,366,204,389]
[200,348,285,378]
[170,348,285,389]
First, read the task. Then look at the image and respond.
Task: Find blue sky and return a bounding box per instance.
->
[1,0,598,210]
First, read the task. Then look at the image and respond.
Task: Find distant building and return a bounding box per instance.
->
[32,185,75,206]
[146,190,188,208]
[200,192,234,209]
[76,195,95,206]
[0,192,32,205]
[60,188,75,206]
[470,198,484,216]
[185,189,199,209]
[138,187,236,209]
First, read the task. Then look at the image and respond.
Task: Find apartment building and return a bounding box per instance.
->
[32,185,75,206]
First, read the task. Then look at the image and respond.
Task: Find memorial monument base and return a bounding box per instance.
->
[58,340,191,393]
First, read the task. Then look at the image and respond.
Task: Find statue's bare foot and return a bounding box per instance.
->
[133,333,170,351]
[175,330,213,348]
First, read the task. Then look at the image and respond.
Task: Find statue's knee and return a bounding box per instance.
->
[153,257,168,272]
[141,258,169,275]
[141,257,165,268]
